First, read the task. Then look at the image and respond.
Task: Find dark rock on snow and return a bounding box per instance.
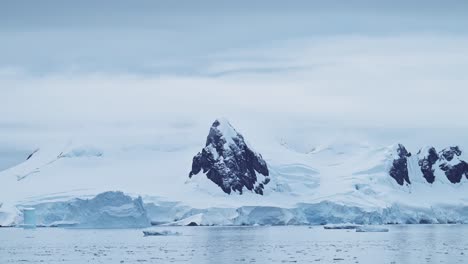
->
[389,144,412,186]
[438,146,468,183]
[189,118,270,195]
[26,148,39,160]
[418,147,439,184]
[391,145,468,185]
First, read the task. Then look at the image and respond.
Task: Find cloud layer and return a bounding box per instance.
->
[1,2,468,168]
[2,35,468,129]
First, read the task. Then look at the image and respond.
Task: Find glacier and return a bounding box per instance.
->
[1,118,468,228]
[16,191,149,228]
[8,196,468,228]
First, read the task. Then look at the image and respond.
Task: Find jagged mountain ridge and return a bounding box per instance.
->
[189,119,270,195]
[389,144,468,185]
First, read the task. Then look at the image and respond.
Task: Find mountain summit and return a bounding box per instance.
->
[189,118,270,195]
[389,144,468,185]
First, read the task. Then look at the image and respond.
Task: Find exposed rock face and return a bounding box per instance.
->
[417,147,439,184]
[392,145,468,185]
[441,146,462,161]
[189,119,270,195]
[389,144,412,185]
[438,146,468,184]
[26,148,39,160]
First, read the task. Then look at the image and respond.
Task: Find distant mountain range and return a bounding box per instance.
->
[1,118,468,227]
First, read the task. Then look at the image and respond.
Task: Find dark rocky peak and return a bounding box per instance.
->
[390,145,468,185]
[389,144,411,186]
[189,118,270,195]
[417,147,439,184]
[438,146,468,184]
[440,146,462,161]
[396,144,411,158]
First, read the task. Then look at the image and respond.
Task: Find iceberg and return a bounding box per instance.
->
[143,230,181,236]
[355,226,389,232]
[323,224,359,230]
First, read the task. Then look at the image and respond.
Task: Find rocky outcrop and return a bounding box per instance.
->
[391,145,468,185]
[26,148,39,160]
[389,144,412,185]
[189,119,270,195]
[438,146,468,183]
[417,147,439,183]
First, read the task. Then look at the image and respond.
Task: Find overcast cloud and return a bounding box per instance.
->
[1,0,468,166]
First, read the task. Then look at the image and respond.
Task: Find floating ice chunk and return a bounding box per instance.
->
[143,230,181,236]
[323,224,359,230]
[355,226,389,232]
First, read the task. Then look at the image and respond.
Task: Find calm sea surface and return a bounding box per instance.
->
[1,225,467,264]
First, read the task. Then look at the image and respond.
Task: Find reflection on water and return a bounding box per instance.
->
[1,225,467,264]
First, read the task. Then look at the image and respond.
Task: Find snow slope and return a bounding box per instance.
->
[1,118,468,227]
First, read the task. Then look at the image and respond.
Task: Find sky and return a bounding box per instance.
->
[1,0,468,168]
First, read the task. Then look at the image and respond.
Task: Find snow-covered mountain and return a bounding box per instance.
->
[189,119,270,195]
[388,144,468,186]
[1,118,468,227]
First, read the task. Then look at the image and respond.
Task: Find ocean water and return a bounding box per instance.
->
[1,225,467,264]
